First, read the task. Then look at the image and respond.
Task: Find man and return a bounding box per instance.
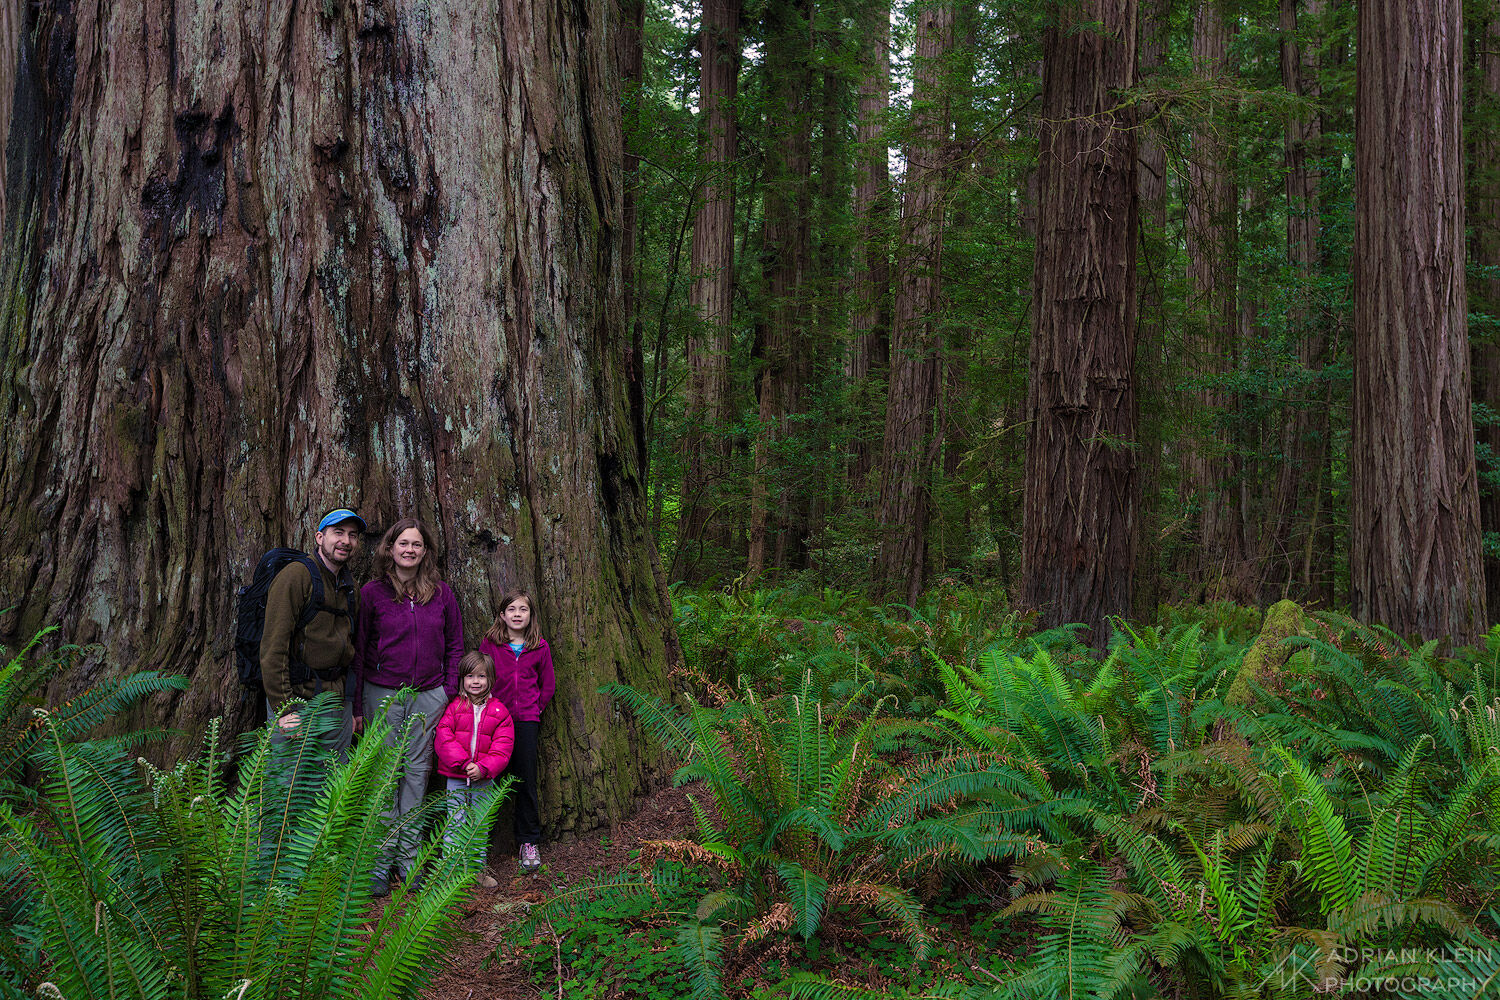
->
[260,507,364,756]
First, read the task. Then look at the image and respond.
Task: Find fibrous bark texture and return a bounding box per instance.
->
[0,0,675,835]
[1352,0,1486,644]
[1021,0,1139,645]
[875,0,952,604]
[678,0,740,578]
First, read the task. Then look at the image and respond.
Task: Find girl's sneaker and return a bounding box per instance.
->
[520,843,541,870]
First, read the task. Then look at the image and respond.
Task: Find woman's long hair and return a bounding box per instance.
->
[485,589,543,650]
[372,517,442,604]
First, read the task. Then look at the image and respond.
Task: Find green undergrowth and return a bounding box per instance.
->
[510,586,1500,1000]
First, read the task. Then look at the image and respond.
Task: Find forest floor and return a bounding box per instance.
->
[417,780,700,1000]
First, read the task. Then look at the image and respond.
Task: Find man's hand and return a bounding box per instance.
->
[465,762,483,780]
[352,715,364,735]
[278,712,302,732]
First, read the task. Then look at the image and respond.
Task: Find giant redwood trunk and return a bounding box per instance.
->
[1022,0,1138,643]
[678,0,740,579]
[1352,0,1486,643]
[0,0,675,836]
[875,0,953,604]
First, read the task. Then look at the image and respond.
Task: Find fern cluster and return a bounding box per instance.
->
[628,592,1500,1000]
[0,643,502,1000]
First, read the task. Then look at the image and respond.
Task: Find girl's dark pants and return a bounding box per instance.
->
[508,720,542,844]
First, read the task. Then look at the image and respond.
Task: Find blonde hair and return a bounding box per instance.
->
[373,518,442,604]
[484,589,543,650]
[458,650,495,701]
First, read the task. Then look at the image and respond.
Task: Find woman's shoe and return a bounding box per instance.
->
[519,843,541,871]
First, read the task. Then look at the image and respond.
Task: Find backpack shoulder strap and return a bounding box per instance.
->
[288,552,325,631]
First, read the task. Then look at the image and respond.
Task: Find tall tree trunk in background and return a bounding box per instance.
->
[1022,0,1138,642]
[678,0,740,580]
[620,0,648,476]
[1266,0,1328,602]
[0,0,675,834]
[0,0,16,230]
[847,1,892,499]
[747,0,814,582]
[1133,0,1169,622]
[1185,4,1251,601]
[1352,0,1486,643]
[806,65,850,555]
[1472,5,1500,615]
[875,0,953,604]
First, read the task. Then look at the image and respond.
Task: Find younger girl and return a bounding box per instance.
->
[434,651,515,888]
[478,589,554,871]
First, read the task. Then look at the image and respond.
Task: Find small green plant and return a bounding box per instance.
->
[1,691,504,998]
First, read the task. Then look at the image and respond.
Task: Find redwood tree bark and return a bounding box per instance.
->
[678,0,740,578]
[0,0,675,835]
[874,0,953,604]
[1133,0,1169,621]
[1184,4,1252,601]
[1022,0,1139,643]
[1352,0,1486,643]
[1265,0,1329,601]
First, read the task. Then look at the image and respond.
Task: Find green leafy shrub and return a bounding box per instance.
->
[1,689,504,999]
[604,673,1032,997]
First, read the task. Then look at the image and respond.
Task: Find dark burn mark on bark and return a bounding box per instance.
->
[139,105,236,250]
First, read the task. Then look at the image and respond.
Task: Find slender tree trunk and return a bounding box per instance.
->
[1265,0,1328,602]
[1185,4,1251,601]
[1352,0,1486,643]
[0,0,17,231]
[874,0,953,604]
[1472,5,1500,614]
[847,1,892,499]
[1133,0,1169,622]
[0,0,675,834]
[678,0,740,580]
[747,0,814,582]
[1022,0,1139,643]
[620,0,648,476]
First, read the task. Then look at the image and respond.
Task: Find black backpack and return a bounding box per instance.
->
[234,548,356,693]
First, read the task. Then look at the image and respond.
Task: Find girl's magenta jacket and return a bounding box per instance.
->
[434,695,515,780]
[477,636,556,722]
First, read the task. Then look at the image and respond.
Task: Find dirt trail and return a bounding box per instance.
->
[419,782,698,999]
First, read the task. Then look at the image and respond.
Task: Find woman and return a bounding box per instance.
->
[353,517,464,896]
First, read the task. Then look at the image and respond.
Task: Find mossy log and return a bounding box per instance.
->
[1226,599,1308,707]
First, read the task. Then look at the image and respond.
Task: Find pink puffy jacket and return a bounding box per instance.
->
[434,695,515,780]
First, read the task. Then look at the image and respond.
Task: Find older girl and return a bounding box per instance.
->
[478,589,554,871]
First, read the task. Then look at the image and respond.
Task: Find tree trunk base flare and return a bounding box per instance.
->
[0,0,675,836]
[1226,599,1308,708]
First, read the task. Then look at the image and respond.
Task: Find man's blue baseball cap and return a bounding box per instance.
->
[317,508,366,532]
